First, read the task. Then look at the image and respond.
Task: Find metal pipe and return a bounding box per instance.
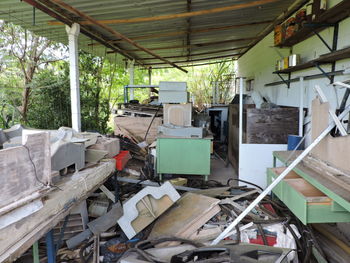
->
[211,101,350,245]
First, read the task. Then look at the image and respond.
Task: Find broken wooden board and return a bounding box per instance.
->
[0,132,51,215]
[0,200,43,230]
[310,98,350,174]
[117,181,180,239]
[88,137,120,158]
[114,116,162,144]
[85,149,108,164]
[0,160,115,262]
[149,193,220,240]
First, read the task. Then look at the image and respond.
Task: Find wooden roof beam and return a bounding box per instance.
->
[142,53,241,66]
[150,59,235,69]
[26,0,139,62]
[107,37,256,53]
[49,0,188,73]
[48,0,279,25]
[138,46,249,60]
[107,20,272,43]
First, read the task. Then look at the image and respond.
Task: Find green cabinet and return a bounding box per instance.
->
[267,168,350,224]
[156,136,211,180]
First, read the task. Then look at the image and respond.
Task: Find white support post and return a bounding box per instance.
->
[238,78,245,147]
[211,101,350,245]
[128,60,135,101]
[299,77,304,137]
[66,23,81,132]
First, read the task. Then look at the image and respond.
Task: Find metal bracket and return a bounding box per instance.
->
[313,31,333,52]
[314,62,332,82]
[307,23,339,52]
[276,72,291,89]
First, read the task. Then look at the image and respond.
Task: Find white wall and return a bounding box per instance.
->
[238,0,350,112]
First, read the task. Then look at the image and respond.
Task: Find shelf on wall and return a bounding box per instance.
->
[274,46,350,74]
[265,70,344,87]
[276,0,350,48]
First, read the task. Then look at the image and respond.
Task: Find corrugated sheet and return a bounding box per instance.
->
[0,0,296,69]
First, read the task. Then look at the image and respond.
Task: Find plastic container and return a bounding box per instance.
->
[287,135,304,151]
[113,151,131,171]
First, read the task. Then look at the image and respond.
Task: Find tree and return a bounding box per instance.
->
[0,21,64,122]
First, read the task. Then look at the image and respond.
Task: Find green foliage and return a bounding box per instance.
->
[0,21,236,133]
[26,64,71,129]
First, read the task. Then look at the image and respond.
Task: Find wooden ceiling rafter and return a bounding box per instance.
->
[47,0,188,73]
[138,46,249,60]
[142,53,241,66]
[23,0,138,62]
[106,20,272,43]
[48,0,279,25]
[108,37,257,54]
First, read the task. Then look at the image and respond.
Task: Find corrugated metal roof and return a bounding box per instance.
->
[0,0,298,69]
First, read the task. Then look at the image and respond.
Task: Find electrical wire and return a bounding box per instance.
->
[22,144,47,187]
[226,178,264,191]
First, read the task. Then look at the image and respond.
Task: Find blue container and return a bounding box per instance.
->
[288,135,303,150]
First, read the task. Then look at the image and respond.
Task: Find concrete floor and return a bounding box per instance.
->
[209,156,237,185]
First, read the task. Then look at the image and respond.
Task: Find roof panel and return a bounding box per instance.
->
[0,0,299,69]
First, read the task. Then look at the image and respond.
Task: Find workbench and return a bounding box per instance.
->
[268,151,350,224]
[156,135,212,181]
[0,160,115,262]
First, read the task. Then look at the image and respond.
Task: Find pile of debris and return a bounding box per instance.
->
[39,175,316,263]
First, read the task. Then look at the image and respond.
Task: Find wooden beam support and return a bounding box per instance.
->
[48,0,187,73]
[88,21,272,45]
[143,53,240,66]
[149,59,235,69]
[108,37,256,53]
[25,0,139,62]
[138,46,248,60]
[48,0,279,25]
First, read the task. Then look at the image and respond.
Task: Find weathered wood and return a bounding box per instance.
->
[311,99,350,174]
[149,193,220,240]
[106,22,271,43]
[88,137,120,158]
[246,108,299,144]
[114,116,162,144]
[0,132,51,213]
[143,53,242,66]
[0,160,115,262]
[49,0,188,73]
[228,104,255,170]
[48,0,278,25]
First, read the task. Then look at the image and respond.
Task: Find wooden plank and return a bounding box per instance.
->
[0,132,51,213]
[246,108,299,144]
[114,116,162,144]
[48,0,278,25]
[0,160,115,262]
[310,99,350,174]
[277,0,350,47]
[149,193,220,240]
[49,0,188,73]
[103,20,270,43]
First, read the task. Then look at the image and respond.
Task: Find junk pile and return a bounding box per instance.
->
[35,176,324,263]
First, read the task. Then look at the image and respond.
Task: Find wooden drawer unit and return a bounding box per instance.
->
[267,167,350,224]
